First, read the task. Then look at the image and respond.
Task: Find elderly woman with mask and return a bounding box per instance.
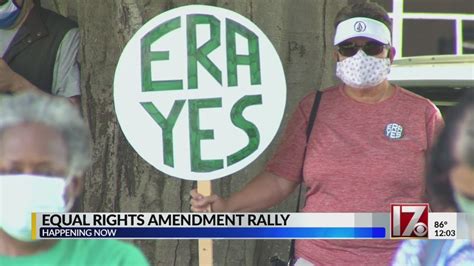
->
[393,92,474,265]
[0,92,148,265]
[191,2,443,265]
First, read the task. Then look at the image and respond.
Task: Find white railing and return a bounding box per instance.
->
[389,0,474,58]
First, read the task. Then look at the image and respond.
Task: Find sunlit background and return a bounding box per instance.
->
[376,0,473,113]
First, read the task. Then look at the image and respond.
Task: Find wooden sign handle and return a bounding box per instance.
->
[197,180,213,266]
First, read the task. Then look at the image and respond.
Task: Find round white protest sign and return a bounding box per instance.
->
[114,5,286,180]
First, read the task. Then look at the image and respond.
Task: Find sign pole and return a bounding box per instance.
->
[197,180,213,266]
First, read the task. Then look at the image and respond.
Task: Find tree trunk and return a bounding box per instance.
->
[41,0,348,265]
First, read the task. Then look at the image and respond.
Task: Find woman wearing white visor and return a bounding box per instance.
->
[191,2,443,265]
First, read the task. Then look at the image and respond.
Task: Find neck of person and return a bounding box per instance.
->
[343,80,394,104]
[7,1,34,30]
[0,230,57,256]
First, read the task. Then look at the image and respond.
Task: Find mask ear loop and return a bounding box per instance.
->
[63,172,77,212]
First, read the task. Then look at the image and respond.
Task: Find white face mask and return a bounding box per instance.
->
[336,50,391,89]
[0,174,73,242]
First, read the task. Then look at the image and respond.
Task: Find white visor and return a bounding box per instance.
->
[334,17,391,45]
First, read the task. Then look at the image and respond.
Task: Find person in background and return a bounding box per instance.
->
[0,92,148,265]
[190,2,444,265]
[393,92,474,265]
[0,0,80,105]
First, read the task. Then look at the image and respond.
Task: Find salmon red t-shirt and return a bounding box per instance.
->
[266,85,444,265]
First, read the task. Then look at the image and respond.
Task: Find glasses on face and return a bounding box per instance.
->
[336,41,388,57]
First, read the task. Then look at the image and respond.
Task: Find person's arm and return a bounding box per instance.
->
[190,92,316,213]
[0,58,45,94]
[51,28,81,107]
[426,105,444,150]
[190,171,299,212]
[68,95,81,107]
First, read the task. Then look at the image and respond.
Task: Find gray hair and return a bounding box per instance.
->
[0,92,91,176]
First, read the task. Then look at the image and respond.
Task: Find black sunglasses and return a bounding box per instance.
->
[337,41,389,57]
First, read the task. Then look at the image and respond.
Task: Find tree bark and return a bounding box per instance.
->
[41,0,348,265]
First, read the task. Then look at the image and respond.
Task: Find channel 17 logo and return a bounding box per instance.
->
[391,203,429,238]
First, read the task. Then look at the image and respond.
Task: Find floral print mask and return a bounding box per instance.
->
[336,50,391,89]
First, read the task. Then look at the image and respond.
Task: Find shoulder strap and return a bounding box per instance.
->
[306,91,323,141]
[296,90,322,210]
[288,90,323,264]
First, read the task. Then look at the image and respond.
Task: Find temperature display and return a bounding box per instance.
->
[429,213,457,240]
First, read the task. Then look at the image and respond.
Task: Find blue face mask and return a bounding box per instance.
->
[0,0,21,29]
[454,192,474,214]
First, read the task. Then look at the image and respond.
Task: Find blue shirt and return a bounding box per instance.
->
[393,239,474,266]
